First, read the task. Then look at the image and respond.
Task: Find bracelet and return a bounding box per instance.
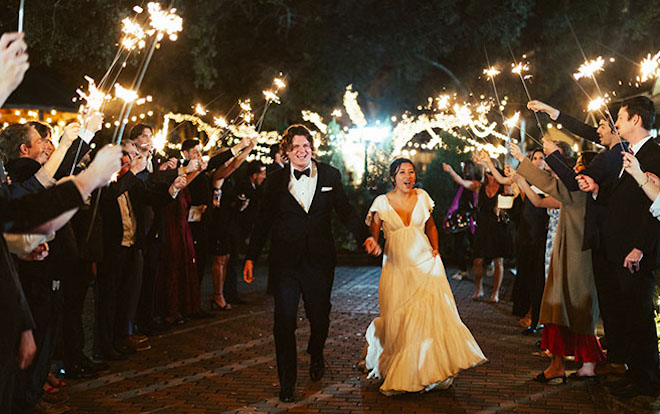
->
[640,176,651,189]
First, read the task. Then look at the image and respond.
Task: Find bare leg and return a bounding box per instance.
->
[488,257,503,302]
[544,354,565,378]
[212,254,231,309]
[576,362,596,377]
[472,258,484,299]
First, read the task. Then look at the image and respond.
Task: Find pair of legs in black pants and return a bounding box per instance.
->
[601,252,660,391]
[271,262,333,391]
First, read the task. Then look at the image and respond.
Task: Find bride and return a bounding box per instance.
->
[363,158,486,395]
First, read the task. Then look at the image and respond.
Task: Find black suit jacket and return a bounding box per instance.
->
[598,139,660,269]
[247,161,369,271]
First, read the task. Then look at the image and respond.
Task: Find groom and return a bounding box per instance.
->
[243,124,380,402]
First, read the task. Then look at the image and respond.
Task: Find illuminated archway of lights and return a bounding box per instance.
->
[158,113,280,163]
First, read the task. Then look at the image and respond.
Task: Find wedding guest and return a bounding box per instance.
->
[510,141,603,383]
[443,157,509,302]
[529,100,629,376]
[577,97,660,397]
[267,143,285,174]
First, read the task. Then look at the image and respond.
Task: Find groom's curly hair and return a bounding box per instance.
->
[280,124,314,154]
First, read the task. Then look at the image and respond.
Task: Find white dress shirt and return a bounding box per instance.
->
[650,194,660,221]
[289,162,318,213]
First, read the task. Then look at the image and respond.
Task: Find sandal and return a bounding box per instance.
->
[568,372,596,381]
[533,372,566,384]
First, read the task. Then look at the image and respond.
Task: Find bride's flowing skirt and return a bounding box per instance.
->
[365,254,486,395]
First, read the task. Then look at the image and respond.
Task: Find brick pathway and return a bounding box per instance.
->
[64,265,656,413]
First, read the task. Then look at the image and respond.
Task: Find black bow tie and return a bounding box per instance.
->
[293,168,311,180]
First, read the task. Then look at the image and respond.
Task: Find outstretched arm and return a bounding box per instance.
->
[442,163,480,191]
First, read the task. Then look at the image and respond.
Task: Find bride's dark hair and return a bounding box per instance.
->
[389,158,415,184]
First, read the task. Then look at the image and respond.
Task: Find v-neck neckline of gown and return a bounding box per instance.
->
[385,190,419,227]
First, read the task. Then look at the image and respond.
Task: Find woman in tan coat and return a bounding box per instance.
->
[508,141,603,383]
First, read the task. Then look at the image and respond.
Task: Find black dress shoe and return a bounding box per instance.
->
[278,387,295,403]
[310,357,326,381]
[62,364,97,379]
[114,344,137,355]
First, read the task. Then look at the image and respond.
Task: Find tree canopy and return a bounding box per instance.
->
[1,0,659,130]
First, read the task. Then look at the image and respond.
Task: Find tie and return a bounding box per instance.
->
[294,168,310,180]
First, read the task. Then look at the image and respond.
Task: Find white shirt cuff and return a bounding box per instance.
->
[78,129,95,144]
[650,194,660,219]
[169,185,180,199]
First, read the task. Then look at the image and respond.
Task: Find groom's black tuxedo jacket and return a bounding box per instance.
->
[246,161,369,271]
[598,139,660,270]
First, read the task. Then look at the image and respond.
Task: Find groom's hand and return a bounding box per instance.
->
[243,260,254,283]
[363,237,382,256]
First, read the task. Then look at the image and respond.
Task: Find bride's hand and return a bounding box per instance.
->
[432,249,440,258]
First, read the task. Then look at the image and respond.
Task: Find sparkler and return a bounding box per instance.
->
[18,0,25,32]
[640,51,660,83]
[262,90,281,104]
[507,43,544,137]
[121,17,147,51]
[114,83,139,103]
[214,116,228,128]
[255,75,286,132]
[503,112,521,129]
[147,2,183,41]
[76,76,110,113]
[573,56,605,80]
[194,103,208,116]
[436,95,450,110]
[483,66,500,80]
[587,96,608,112]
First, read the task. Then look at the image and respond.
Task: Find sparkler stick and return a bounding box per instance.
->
[507,43,545,137]
[565,15,624,148]
[483,47,510,138]
[18,0,25,32]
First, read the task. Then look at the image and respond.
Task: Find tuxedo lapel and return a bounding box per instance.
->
[308,160,324,212]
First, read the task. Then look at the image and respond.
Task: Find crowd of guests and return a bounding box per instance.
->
[442,96,660,398]
[0,31,274,414]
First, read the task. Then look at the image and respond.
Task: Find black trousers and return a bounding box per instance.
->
[62,260,94,367]
[137,237,161,329]
[95,246,143,353]
[271,262,334,389]
[591,248,625,364]
[0,360,16,414]
[13,278,60,412]
[611,262,660,389]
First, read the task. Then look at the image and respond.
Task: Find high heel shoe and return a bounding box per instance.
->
[533,372,567,384]
[211,298,232,311]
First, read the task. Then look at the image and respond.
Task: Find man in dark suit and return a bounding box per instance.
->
[528,100,629,376]
[578,96,660,397]
[243,125,380,402]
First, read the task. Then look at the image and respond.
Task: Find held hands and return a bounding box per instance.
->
[172,175,187,190]
[17,243,49,261]
[542,137,560,156]
[130,154,147,175]
[508,142,524,162]
[61,122,81,146]
[576,174,598,194]
[623,248,644,273]
[82,110,103,134]
[527,100,559,120]
[243,260,254,283]
[431,249,440,258]
[85,144,123,187]
[363,236,382,256]
[159,157,177,171]
[621,151,644,181]
[0,33,29,104]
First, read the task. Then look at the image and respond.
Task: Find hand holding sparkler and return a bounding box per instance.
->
[508,142,524,162]
[76,145,123,191]
[527,100,559,120]
[82,111,104,134]
[441,163,454,174]
[130,154,147,175]
[172,175,187,191]
[0,32,29,106]
[61,123,81,146]
[542,137,560,156]
[621,151,645,182]
[159,158,177,171]
[576,174,598,194]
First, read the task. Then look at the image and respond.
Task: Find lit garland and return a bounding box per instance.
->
[301,110,327,134]
[343,84,367,128]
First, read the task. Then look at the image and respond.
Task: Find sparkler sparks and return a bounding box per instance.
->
[273,77,286,90]
[483,66,500,80]
[573,56,606,80]
[511,62,531,79]
[147,2,183,41]
[301,110,327,134]
[76,76,110,112]
[239,99,254,124]
[503,112,521,129]
[436,95,450,110]
[262,90,281,104]
[587,96,611,112]
[214,116,228,128]
[640,52,660,83]
[194,103,208,116]
[114,83,139,103]
[121,17,146,51]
